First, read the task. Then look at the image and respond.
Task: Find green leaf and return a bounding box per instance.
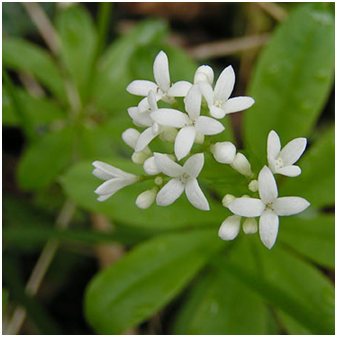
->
[244,5,334,165]
[2,288,9,311]
[85,229,223,334]
[92,19,168,112]
[57,6,96,100]
[17,126,75,190]
[279,214,334,269]
[2,86,66,127]
[172,267,276,334]
[2,39,67,102]
[280,127,334,208]
[61,160,228,229]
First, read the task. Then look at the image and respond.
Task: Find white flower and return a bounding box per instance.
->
[151,85,224,160]
[199,65,255,119]
[228,166,310,249]
[92,161,139,201]
[126,51,192,110]
[154,152,210,210]
[267,130,307,177]
[211,141,236,164]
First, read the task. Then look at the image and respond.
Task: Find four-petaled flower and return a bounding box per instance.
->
[151,85,224,160]
[154,152,210,211]
[93,161,139,201]
[228,166,310,249]
[267,130,307,177]
[199,65,255,119]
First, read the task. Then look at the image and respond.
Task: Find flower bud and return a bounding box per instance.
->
[160,127,178,142]
[195,132,205,144]
[222,194,236,208]
[242,218,258,235]
[194,65,214,85]
[131,151,150,165]
[136,188,157,209]
[143,156,160,175]
[211,141,236,164]
[230,153,253,177]
[154,176,163,186]
[122,128,140,149]
[218,215,241,240]
[248,179,259,192]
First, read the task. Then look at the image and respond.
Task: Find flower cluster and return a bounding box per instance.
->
[92,50,310,250]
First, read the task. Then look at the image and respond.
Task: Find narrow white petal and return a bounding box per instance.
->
[135,127,158,152]
[222,96,255,114]
[228,198,265,217]
[258,166,278,204]
[210,105,226,119]
[198,82,214,107]
[168,81,192,97]
[153,153,183,177]
[184,85,202,119]
[183,153,204,178]
[92,161,135,179]
[279,138,307,166]
[214,65,235,102]
[94,178,135,196]
[156,178,184,206]
[267,130,281,161]
[174,126,196,160]
[97,193,114,202]
[196,116,225,135]
[122,128,140,150]
[148,90,158,111]
[194,65,214,85]
[218,215,241,240]
[259,210,279,249]
[153,51,170,92]
[143,156,161,175]
[127,80,157,96]
[92,168,112,181]
[276,165,301,177]
[185,178,210,211]
[151,108,189,128]
[138,97,150,113]
[273,197,310,216]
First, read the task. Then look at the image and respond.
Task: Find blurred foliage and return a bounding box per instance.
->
[2,2,334,335]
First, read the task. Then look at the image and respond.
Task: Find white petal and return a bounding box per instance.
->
[92,168,112,181]
[194,65,214,85]
[147,90,158,111]
[222,96,255,114]
[198,82,214,107]
[267,130,281,161]
[151,108,189,128]
[174,126,196,160]
[214,65,235,102]
[258,166,278,204]
[143,156,161,175]
[183,153,204,178]
[156,178,184,206]
[196,116,225,135]
[97,193,114,202]
[185,178,210,211]
[168,81,192,97]
[135,127,158,152]
[127,80,157,96]
[218,215,241,240]
[273,197,310,216]
[276,165,301,177]
[153,51,170,93]
[228,198,265,217]
[209,105,226,119]
[184,85,201,119]
[153,153,183,177]
[92,161,135,179]
[122,128,140,149]
[94,177,135,196]
[279,138,307,166]
[259,210,279,249]
[138,97,150,113]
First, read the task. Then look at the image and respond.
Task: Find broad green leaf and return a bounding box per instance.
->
[2,39,67,102]
[280,127,334,208]
[279,214,334,269]
[92,19,167,112]
[244,5,334,165]
[2,86,65,127]
[17,126,75,190]
[172,267,276,334]
[61,160,228,229]
[85,229,223,334]
[57,6,96,100]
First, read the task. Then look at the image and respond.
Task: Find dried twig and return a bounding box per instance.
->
[186,33,270,60]
[255,2,288,22]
